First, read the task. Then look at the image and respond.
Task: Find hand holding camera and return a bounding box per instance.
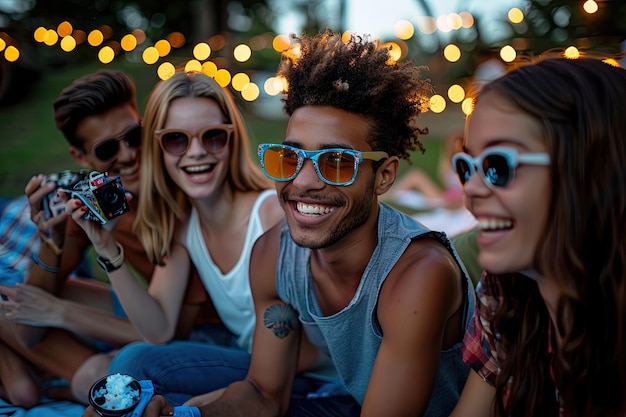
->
[60,171,130,225]
[25,170,89,254]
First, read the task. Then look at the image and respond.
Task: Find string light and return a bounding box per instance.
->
[3,8,622,106]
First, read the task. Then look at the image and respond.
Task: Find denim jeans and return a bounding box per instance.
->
[109,338,360,416]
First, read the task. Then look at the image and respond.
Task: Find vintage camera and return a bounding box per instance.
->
[41,170,90,221]
[62,171,130,225]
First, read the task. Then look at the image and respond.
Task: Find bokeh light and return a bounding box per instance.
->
[583,0,599,14]
[437,15,451,32]
[443,44,461,62]
[201,61,218,77]
[264,77,283,96]
[4,45,19,62]
[88,30,104,46]
[429,94,446,113]
[157,62,176,80]
[508,8,524,24]
[417,16,437,34]
[167,32,186,48]
[241,83,260,101]
[564,46,580,59]
[193,42,211,60]
[461,98,474,116]
[214,69,232,87]
[33,27,47,42]
[73,30,86,45]
[393,20,414,40]
[272,34,291,52]
[208,34,226,51]
[44,29,58,46]
[447,84,465,103]
[142,46,160,64]
[98,46,115,63]
[232,72,251,91]
[459,12,474,28]
[234,44,252,62]
[500,45,517,62]
[383,42,402,61]
[57,21,73,37]
[60,35,76,52]
[603,58,621,67]
[184,59,202,72]
[120,34,137,51]
[447,13,463,30]
[155,39,171,57]
[132,29,146,45]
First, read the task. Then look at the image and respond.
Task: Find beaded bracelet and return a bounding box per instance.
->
[31,251,60,273]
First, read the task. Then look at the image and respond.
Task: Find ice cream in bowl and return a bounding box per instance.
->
[89,373,142,417]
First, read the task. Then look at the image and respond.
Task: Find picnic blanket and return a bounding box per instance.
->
[0,397,84,417]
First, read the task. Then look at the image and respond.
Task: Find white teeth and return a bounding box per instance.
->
[477,219,513,231]
[118,168,136,176]
[184,164,213,173]
[296,202,335,215]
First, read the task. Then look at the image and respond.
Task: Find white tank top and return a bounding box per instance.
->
[184,189,275,352]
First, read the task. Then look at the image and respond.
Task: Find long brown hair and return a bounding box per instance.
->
[479,58,626,417]
[135,71,271,264]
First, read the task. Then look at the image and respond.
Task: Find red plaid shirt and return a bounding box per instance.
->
[462,273,564,416]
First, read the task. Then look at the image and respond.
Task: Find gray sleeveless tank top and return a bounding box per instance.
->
[276,203,475,417]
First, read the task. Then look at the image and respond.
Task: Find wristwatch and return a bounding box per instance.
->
[96,243,125,273]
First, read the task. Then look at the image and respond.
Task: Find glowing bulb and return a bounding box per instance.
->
[508,8,524,24]
[157,62,176,80]
[193,43,211,60]
[443,44,461,62]
[500,45,516,62]
[563,46,580,59]
[583,0,598,14]
[429,95,446,113]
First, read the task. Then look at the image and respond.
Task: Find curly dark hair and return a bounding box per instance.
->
[53,69,137,149]
[277,29,433,162]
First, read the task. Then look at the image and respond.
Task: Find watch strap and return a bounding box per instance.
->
[96,243,124,272]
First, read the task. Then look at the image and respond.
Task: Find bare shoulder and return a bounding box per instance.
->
[258,190,284,231]
[252,221,282,260]
[380,237,463,321]
[250,221,283,293]
[174,217,192,245]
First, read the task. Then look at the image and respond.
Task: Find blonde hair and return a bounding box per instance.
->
[135,71,271,264]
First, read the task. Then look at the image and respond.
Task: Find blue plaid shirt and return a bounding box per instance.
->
[0,196,40,285]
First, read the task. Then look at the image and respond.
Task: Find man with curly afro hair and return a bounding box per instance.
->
[133,29,475,417]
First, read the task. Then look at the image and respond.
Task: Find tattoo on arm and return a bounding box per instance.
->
[263,303,299,338]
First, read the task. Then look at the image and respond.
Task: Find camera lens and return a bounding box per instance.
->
[95,183,126,216]
[101,187,121,205]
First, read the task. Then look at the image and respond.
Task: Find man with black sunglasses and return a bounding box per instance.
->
[126,30,475,417]
[0,70,210,407]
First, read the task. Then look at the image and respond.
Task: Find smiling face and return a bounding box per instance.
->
[462,92,552,276]
[71,103,142,195]
[277,106,381,249]
[160,96,230,202]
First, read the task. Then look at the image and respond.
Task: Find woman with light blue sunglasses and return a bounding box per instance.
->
[449,57,626,417]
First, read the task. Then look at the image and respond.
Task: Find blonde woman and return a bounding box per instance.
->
[71,71,285,403]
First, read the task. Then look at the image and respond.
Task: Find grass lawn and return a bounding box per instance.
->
[0,60,465,198]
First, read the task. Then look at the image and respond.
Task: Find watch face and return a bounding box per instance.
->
[97,256,115,272]
[96,245,124,272]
